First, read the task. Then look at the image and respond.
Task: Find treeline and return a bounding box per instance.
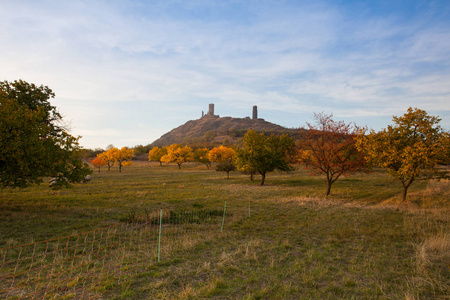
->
[88,109,450,201]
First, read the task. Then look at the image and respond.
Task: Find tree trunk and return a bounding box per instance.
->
[178,163,181,169]
[159,161,162,167]
[260,172,266,186]
[118,163,122,173]
[402,185,408,202]
[326,180,332,196]
[401,178,414,201]
[226,171,230,179]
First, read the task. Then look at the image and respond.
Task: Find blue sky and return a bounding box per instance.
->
[1,0,449,149]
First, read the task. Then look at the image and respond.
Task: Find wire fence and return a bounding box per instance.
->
[0,204,238,299]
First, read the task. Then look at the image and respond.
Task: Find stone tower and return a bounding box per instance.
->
[252,105,258,120]
[208,103,214,116]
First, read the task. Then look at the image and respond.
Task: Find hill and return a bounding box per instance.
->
[151,115,300,147]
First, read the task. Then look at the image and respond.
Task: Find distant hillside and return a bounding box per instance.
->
[152,116,301,147]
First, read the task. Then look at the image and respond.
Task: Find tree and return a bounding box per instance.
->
[0,80,91,188]
[148,147,167,166]
[90,156,107,172]
[98,148,118,171]
[161,144,193,169]
[299,112,366,196]
[209,146,237,178]
[356,107,450,201]
[193,148,212,169]
[114,147,135,172]
[236,130,295,186]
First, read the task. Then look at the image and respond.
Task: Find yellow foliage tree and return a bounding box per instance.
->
[148,147,167,166]
[98,147,135,172]
[114,147,135,172]
[208,146,237,178]
[161,144,193,169]
[208,146,236,163]
[98,148,118,171]
[356,107,450,201]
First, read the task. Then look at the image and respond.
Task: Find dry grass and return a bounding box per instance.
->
[0,163,449,298]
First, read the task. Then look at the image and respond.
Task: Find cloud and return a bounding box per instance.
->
[1,0,449,148]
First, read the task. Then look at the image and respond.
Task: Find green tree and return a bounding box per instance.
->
[236,130,295,186]
[0,80,91,188]
[356,107,450,201]
[193,148,212,169]
[299,112,367,196]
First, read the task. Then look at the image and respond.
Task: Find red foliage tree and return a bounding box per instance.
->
[90,156,107,172]
[299,112,366,196]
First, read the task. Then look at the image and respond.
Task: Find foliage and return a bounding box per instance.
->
[161,144,194,169]
[114,147,135,172]
[209,146,237,178]
[90,156,107,172]
[236,130,295,185]
[208,146,236,163]
[132,144,151,156]
[215,160,236,179]
[356,107,450,201]
[299,112,367,196]
[98,148,118,171]
[0,79,91,188]
[193,148,212,169]
[148,147,167,166]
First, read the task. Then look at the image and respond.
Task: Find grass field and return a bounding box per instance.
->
[0,162,449,299]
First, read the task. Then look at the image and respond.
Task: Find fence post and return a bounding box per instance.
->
[221,201,227,233]
[158,208,162,263]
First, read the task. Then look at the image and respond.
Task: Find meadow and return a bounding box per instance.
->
[0,162,448,299]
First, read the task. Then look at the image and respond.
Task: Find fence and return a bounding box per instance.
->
[0,204,236,299]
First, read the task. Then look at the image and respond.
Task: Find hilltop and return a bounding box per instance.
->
[151,115,299,147]
[151,104,306,147]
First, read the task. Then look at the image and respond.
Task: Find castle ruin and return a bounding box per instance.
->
[202,103,259,120]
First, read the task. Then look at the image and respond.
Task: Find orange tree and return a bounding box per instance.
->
[299,112,366,196]
[161,144,193,169]
[148,147,167,166]
[90,156,107,172]
[236,130,295,186]
[356,107,450,201]
[208,146,236,178]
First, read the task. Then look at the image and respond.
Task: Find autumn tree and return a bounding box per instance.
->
[356,107,450,201]
[148,147,167,166]
[236,130,295,185]
[193,148,212,169]
[209,146,237,178]
[98,148,118,171]
[299,112,366,196]
[90,156,107,172]
[114,147,135,172]
[0,80,91,188]
[161,144,193,169]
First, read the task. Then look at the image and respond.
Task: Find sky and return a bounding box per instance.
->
[1,0,449,149]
